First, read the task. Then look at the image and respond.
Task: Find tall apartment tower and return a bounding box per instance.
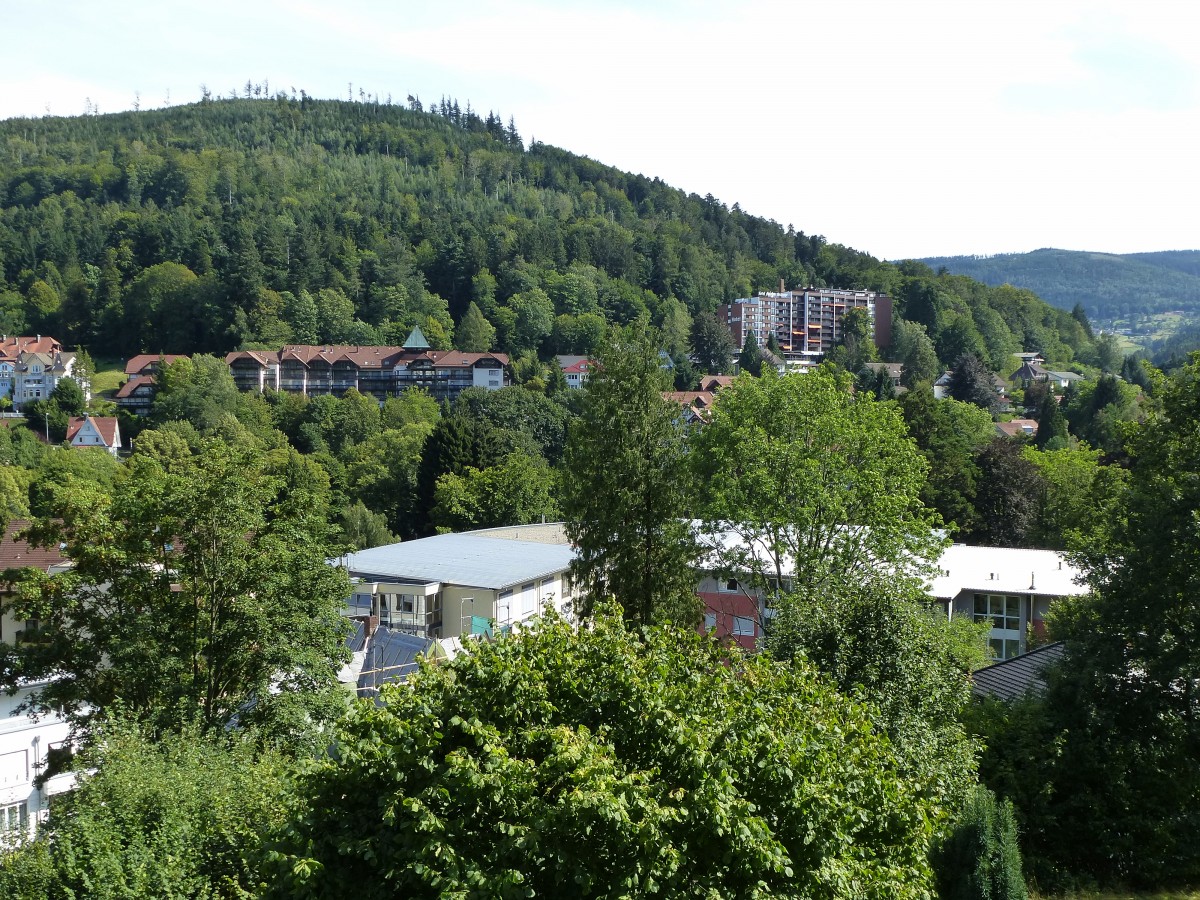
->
[718,287,892,363]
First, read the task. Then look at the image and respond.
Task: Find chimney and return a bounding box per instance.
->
[779,278,785,293]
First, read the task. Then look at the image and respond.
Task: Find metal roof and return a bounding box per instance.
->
[972,642,1066,701]
[357,627,434,698]
[340,533,576,590]
[929,544,1084,600]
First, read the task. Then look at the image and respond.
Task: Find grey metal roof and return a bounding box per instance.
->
[971,642,1066,702]
[357,627,434,698]
[341,533,576,591]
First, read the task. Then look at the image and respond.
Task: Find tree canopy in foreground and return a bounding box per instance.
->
[0,439,351,747]
[270,612,945,899]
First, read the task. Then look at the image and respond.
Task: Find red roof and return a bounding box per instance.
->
[115,374,156,399]
[124,354,187,376]
[226,346,509,370]
[66,415,120,447]
[0,336,62,359]
[0,521,68,572]
[698,376,734,391]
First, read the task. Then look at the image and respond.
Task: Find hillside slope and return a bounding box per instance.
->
[919,248,1200,321]
[0,95,1092,371]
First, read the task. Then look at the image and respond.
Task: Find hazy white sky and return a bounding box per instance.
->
[3,0,1198,260]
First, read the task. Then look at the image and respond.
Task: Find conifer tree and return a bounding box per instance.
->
[562,325,699,626]
[1034,392,1068,450]
[454,301,496,351]
[738,331,763,377]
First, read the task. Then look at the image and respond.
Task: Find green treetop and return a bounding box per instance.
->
[0,440,351,747]
[268,612,948,900]
[562,324,699,626]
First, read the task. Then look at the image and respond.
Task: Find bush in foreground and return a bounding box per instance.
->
[270,611,948,899]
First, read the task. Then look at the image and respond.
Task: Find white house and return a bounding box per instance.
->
[66,415,122,455]
[556,355,593,389]
[0,336,81,412]
[0,523,77,844]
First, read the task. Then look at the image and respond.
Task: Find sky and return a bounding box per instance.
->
[3,0,1198,260]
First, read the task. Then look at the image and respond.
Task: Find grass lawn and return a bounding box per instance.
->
[89,357,127,398]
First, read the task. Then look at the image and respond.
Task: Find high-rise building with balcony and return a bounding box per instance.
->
[717,288,892,363]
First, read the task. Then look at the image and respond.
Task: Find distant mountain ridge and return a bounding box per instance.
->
[917,248,1200,321]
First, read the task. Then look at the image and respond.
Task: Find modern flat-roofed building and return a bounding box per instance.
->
[339,529,576,641]
[718,288,892,362]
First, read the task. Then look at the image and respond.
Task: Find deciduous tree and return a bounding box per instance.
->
[692,367,944,602]
[268,612,947,900]
[0,441,351,745]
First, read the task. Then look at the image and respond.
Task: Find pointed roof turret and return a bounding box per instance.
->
[402,325,431,350]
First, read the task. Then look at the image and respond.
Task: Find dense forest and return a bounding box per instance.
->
[0,93,1097,374]
[920,248,1200,324]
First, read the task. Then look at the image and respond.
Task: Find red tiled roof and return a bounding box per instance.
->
[996,419,1039,438]
[0,336,62,359]
[66,416,120,447]
[124,354,187,376]
[0,521,68,572]
[115,374,156,399]
[226,346,509,370]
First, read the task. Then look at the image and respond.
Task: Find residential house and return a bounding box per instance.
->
[0,336,80,412]
[114,375,158,416]
[718,286,892,363]
[862,361,903,388]
[556,355,593,389]
[698,375,735,392]
[662,376,734,426]
[1010,360,1086,391]
[662,390,718,425]
[110,355,189,417]
[339,527,576,641]
[934,370,1011,407]
[65,415,121,455]
[995,418,1038,439]
[698,574,762,651]
[0,523,77,843]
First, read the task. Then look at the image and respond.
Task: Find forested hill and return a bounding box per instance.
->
[0,95,1091,369]
[919,248,1200,322]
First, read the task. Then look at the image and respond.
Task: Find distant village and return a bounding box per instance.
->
[0,282,1099,843]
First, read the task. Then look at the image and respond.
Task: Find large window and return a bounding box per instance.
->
[1,801,27,835]
[974,593,1022,660]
